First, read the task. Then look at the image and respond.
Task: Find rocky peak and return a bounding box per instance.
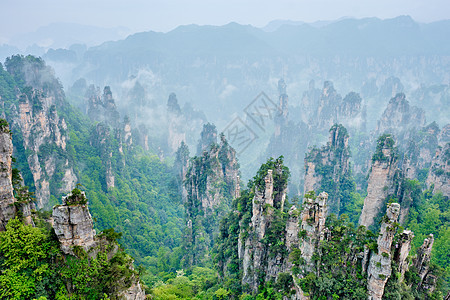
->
[300,79,321,124]
[1,56,76,208]
[196,123,217,155]
[300,191,328,268]
[167,92,182,115]
[376,92,426,136]
[0,120,16,231]
[86,85,120,127]
[380,76,404,99]
[438,124,450,146]
[426,142,449,197]
[414,234,434,280]
[183,133,239,266]
[52,189,96,255]
[241,158,290,291]
[316,81,342,130]
[367,203,400,300]
[359,134,400,229]
[304,124,352,215]
[393,230,414,279]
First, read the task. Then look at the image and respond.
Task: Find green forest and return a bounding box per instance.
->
[0,55,448,299]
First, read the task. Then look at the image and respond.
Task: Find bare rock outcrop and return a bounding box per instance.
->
[304,124,351,215]
[1,57,76,208]
[241,166,289,290]
[183,132,239,266]
[359,135,399,228]
[426,143,449,197]
[393,230,414,279]
[300,192,328,269]
[0,121,16,231]
[367,203,400,300]
[52,190,96,255]
[376,92,426,139]
[414,234,434,283]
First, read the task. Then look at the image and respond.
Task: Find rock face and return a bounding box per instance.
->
[52,190,96,255]
[241,166,290,291]
[359,135,399,229]
[1,56,76,208]
[86,85,120,128]
[300,192,328,269]
[367,203,400,300]
[183,132,239,266]
[376,93,426,138]
[52,189,146,299]
[403,122,440,179]
[414,234,434,283]
[0,121,16,231]
[426,142,449,197]
[196,123,218,155]
[393,230,414,279]
[304,124,352,215]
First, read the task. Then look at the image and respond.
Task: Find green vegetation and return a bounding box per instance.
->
[296,214,375,299]
[0,217,138,299]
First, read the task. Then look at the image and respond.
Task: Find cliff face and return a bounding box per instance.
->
[1,56,76,208]
[240,162,291,292]
[52,190,96,255]
[299,192,328,269]
[0,121,16,230]
[359,135,399,229]
[52,189,146,299]
[366,203,400,300]
[426,142,449,197]
[376,93,426,139]
[403,122,440,179]
[304,124,353,215]
[183,132,239,266]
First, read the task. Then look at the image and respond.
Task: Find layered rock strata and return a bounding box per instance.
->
[52,190,96,255]
[0,121,16,230]
[367,203,400,300]
[359,135,399,228]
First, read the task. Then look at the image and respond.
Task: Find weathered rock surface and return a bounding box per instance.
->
[359,135,399,228]
[52,190,96,254]
[303,124,351,215]
[393,230,414,279]
[367,203,400,300]
[414,234,434,283]
[241,168,289,290]
[0,122,16,231]
[1,57,76,208]
[118,281,146,300]
[376,93,426,138]
[426,142,449,197]
[183,132,239,265]
[300,192,328,269]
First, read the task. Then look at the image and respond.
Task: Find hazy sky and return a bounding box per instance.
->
[2,0,450,41]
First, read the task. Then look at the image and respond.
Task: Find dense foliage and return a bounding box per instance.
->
[0,217,138,299]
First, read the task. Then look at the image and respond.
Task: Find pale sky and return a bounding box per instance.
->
[1,0,450,40]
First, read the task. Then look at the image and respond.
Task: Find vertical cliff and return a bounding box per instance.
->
[304,124,354,215]
[183,131,239,266]
[376,93,426,141]
[359,134,400,229]
[426,142,449,197]
[1,55,77,208]
[403,122,440,179]
[52,189,96,255]
[240,157,290,292]
[0,120,16,231]
[299,192,328,270]
[52,188,146,299]
[366,203,400,300]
